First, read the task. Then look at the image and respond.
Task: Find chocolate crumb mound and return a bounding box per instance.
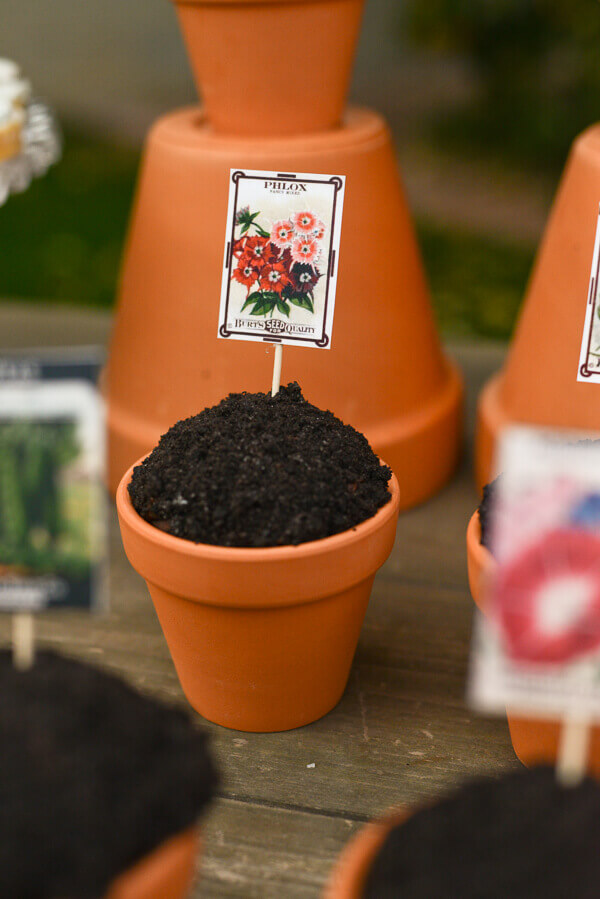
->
[0,650,218,899]
[129,382,392,547]
[363,766,600,898]
[477,475,500,550]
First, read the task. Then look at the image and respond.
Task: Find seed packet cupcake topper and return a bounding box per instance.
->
[469,426,600,784]
[0,351,106,670]
[218,168,345,394]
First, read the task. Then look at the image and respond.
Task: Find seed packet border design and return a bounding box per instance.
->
[218,169,345,349]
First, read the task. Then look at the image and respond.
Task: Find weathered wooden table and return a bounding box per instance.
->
[0,302,517,897]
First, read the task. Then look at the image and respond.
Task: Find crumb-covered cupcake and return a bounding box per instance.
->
[361,767,600,898]
[0,650,219,898]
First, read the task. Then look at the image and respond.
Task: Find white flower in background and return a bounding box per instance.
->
[0,58,61,207]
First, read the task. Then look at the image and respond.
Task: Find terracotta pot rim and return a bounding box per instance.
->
[104,826,198,899]
[324,809,406,898]
[117,456,400,564]
[172,0,356,6]
[150,105,388,153]
[466,511,493,575]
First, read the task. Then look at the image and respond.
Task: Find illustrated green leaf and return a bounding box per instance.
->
[288,295,314,313]
[276,299,290,317]
[241,291,262,311]
[250,297,276,316]
[240,223,250,234]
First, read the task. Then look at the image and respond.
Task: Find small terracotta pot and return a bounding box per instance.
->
[117,461,400,732]
[105,827,199,899]
[466,510,600,774]
[476,125,600,488]
[323,811,405,899]
[173,0,365,136]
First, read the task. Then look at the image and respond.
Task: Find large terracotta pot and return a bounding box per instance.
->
[117,460,400,732]
[476,126,600,488]
[105,828,199,899]
[466,510,600,774]
[104,107,463,508]
[323,812,405,899]
[174,0,365,137]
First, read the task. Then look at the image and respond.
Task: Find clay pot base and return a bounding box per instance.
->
[174,0,365,137]
[105,828,199,899]
[117,462,400,732]
[466,510,600,775]
[105,106,463,509]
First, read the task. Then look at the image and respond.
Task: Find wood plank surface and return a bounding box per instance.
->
[0,302,516,897]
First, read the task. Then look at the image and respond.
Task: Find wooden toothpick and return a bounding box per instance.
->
[556,712,591,786]
[271,344,283,397]
[12,612,35,671]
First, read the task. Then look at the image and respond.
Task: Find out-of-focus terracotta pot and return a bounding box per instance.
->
[323,811,405,899]
[476,126,600,488]
[466,509,600,774]
[105,828,199,899]
[466,509,492,614]
[173,0,365,137]
[117,459,400,732]
[104,107,463,508]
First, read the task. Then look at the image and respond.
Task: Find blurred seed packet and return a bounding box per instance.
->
[0,349,105,612]
[469,426,600,719]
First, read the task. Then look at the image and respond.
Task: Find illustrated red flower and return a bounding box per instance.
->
[492,528,600,664]
[291,263,319,293]
[291,235,320,266]
[312,219,326,240]
[270,220,294,249]
[259,263,291,294]
[292,211,318,233]
[242,235,269,267]
[232,237,247,258]
[233,259,259,289]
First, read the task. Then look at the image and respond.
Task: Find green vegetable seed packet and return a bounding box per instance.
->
[0,349,105,612]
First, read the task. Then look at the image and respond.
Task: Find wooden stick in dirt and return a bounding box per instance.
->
[12,612,35,671]
[271,343,283,397]
[556,712,591,787]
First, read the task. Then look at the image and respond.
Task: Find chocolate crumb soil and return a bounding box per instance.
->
[477,475,499,550]
[129,382,392,548]
[363,767,600,898]
[0,650,218,899]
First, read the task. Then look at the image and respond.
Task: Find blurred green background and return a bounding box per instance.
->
[3,0,595,340]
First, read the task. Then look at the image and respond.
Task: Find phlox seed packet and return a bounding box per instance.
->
[218,168,345,349]
[0,350,106,613]
[469,426,600,719]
